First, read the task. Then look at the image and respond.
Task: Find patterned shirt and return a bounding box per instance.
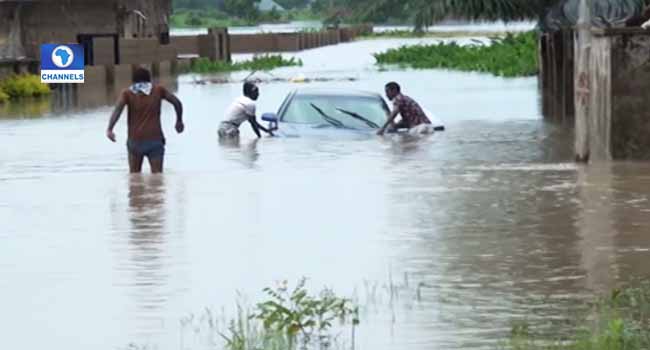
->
[393,94,431,128]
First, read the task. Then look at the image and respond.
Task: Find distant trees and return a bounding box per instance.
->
[274,0,310,9]
[173,0,219,10]
[223,0,261,20]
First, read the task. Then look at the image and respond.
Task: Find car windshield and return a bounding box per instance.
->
[281,94,389,129]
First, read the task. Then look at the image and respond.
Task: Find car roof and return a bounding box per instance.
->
[292,88,383,99]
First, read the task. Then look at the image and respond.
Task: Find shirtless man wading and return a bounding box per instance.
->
[106,67,184,173]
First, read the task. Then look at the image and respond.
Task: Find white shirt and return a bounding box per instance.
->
[224,96,256,126]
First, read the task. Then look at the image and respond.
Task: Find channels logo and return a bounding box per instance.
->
[40,44,85,83]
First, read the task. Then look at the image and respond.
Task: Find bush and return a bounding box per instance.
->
[218,278,359,350]
[0,74,51,99]
[0,88,9,103]
[374,31,539,78]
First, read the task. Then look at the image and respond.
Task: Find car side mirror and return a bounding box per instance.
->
[262,113,279,131]
[261,113,278,122]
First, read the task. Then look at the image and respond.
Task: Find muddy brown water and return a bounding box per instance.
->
[2,35,650,350]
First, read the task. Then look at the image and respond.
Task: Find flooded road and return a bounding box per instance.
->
[2,34,650,350]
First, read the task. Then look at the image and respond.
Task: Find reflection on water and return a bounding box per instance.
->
[0,96,52,119]
[2,31,650,350]
[126,175,168,317]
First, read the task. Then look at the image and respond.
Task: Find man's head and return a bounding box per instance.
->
[132,67,151,84]
[243,81,259,101]
[385,82,401,100]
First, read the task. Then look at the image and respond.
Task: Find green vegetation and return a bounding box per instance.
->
[171,8,321,27]
[0,89,8,103]
[179,278,359,350]
[188,55,302,73]
[373,31,538,77]
[171,9,250,27]
[504,281,650,350]
[360,29,514,39]
[0,74,51,103]
[171,0,566,31]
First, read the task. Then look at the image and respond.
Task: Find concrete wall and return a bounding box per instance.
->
[118,39,176,65]
[608,30,650,159]
[18,1,118,58]
[92,37,117,66]
[170,36,199,56]
[119,0,172,39]
[0,0,172,60]
[223,25,370,54]
[539,30,575,123]
[577,28,650,160]
[0,3,26,60]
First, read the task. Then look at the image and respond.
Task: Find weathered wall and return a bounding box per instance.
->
[0,3,27,60]
[609,31,650,159]
[119,38,176,64]
[539,30,575,123]
[19,1,118,58]
[588,34,612,161]
[1,0,172,60]
[119,0,172,39]
[92,37,117,66]
[170,36,199,56]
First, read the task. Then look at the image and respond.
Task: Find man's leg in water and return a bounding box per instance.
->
[128,152,144,173]
[148,155,164,174]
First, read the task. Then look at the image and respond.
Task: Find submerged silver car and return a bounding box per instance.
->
[261,88,444,135]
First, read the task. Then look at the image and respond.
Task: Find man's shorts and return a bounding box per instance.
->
[127,139,165,159]
[218,121,240,138]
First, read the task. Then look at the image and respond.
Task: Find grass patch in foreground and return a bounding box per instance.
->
[179,278,359,350]
[373,31,538,77]
[188,55,302,74]
[504,281,650,350]
[0,74,51,103]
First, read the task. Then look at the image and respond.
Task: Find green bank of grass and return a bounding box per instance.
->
[504,281,650,350]
[0,74,51,103]
[373,31,538,77]
[188,55,302,73]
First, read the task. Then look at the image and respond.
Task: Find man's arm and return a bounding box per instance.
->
[162,88,184,133]
[377,109,400,135]
[248,116,262,138]
[253,118,274,135]
[106,91,127,142]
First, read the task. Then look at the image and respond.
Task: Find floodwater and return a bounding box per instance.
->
[2,32,650,350]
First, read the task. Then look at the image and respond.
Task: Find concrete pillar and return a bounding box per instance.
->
[574,0,592,162]
[208,27,231,62]
[299,33,305,50]
[198,34,218,61]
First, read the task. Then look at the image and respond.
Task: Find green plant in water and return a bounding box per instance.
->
[0,74,51,99]
[188,55,303,74]
[252,277,360,350]
[373,31,538,78]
